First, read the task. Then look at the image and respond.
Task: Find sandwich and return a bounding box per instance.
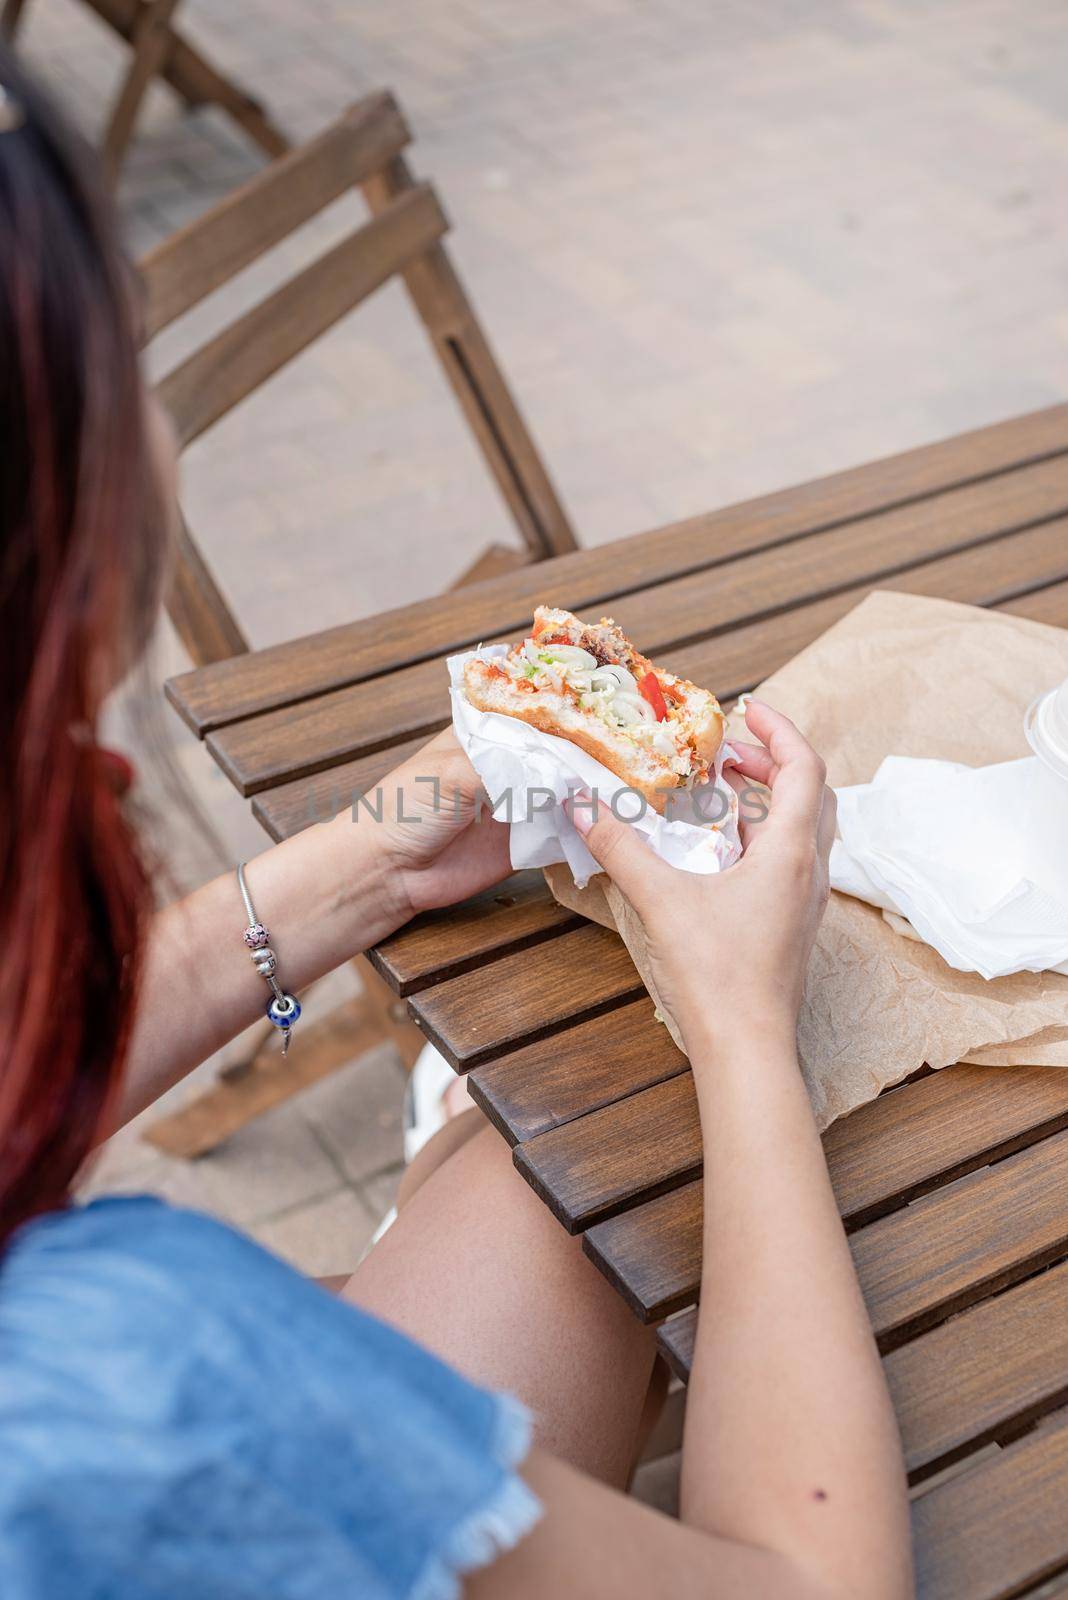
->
[462,606,725,812]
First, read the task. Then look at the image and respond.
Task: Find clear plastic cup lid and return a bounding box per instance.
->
[1025,679,1068,782]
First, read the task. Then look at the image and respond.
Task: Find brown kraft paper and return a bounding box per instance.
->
[545,590,1068,1130]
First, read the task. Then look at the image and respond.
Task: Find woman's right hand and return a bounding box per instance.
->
[570,700,836,1052]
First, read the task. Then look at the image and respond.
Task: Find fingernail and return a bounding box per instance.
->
[566,789,596,837]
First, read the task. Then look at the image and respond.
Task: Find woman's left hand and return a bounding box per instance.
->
[377,729,512,917]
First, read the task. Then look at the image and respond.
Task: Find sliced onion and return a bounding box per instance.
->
[621,692,657,724]
[582,690,615,716]
[608,696,646,726]
[562,645,600,668]
[525,641,598,669]
[650,726,680,758]
[589,664,634,693]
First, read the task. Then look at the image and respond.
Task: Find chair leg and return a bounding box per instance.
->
[167,511,250,667]
[83,0,201,105]
[361,156,578,562]
[174,38,289,160]
[101,0,183,184]
[1,0,30,41]
[85,0,289,167]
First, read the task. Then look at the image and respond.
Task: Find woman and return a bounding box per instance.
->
[0,52,913,1600]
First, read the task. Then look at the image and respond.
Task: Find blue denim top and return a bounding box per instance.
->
[0,1197,540,1598]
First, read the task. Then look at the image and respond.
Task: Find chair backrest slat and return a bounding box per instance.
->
[143,90,576,668]
[158,183,448,449]
[142,90,410,338]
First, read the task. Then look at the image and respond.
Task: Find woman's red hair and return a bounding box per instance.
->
[0,51,166,1244]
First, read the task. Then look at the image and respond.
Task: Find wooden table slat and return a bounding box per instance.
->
[370,871,579,996]
[855,1131,1068,1348]
[585,1120,1068,1327]
[911,1414,1068,1600]
[468,996,686,1146]
[407,921,643,1069]
[655,1307,697,1380]
[887,1264,1068,1481]
[585,1179,702,1321]
[1020,1571,1068,1600]
[204,464,1068,794]
[662,1313,1068,1598]
[823,1063,1068,1225]
[666,511,1068,698]
[515,1059,1068,1235]
[250,735,428,841]
[167,403,1068,735]
[250,541,1068,841]
[1005,576,1068,629]
[515,1068,700,1231]
[658,1259,1068,1482]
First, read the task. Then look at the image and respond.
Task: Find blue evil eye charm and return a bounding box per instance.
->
[267,993,301,1029]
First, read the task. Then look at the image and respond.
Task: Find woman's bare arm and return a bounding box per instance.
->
[471,1448,834,1600]
[679,1018,911,1598]
[465,1018,910,1600]
[464,1022,910,1600]
[115,732,511,1128]
[465,703,912,1599]
[115,809,399,1127]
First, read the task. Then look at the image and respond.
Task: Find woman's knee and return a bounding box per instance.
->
[395,1105,486,1212]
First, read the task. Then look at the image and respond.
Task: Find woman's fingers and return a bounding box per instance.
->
[399,727,494,821]
[723,740,776,853]
[723,766,769,852]
[742,702,828,844]
[723,739,777,788]
[568,794,671,912]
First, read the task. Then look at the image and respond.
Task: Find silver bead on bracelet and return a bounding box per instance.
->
[237,861,301,1055]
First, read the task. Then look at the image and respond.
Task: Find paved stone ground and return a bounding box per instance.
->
[13,0,1068,1282]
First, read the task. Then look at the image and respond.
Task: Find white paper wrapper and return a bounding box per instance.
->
[830,754,1068,979]
[731,589,1068,1121]
[448,645,741,884]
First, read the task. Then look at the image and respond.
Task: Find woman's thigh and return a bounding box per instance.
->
[342,1123,655,1488]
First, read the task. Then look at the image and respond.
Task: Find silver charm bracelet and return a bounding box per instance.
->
[237,862,301,1054]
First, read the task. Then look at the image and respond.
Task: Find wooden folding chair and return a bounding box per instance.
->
[3,0,288,183]
[141,89,577,1157]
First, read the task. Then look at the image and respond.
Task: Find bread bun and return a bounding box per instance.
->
[462,607,724,810]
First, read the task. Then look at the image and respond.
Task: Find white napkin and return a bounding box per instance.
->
[830,754,1068,979]
[449,646,741,887]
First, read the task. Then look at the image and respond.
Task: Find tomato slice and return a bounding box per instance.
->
[637,671,668,721]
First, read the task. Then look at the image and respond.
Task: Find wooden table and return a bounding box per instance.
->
[168,404,1068,1600]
